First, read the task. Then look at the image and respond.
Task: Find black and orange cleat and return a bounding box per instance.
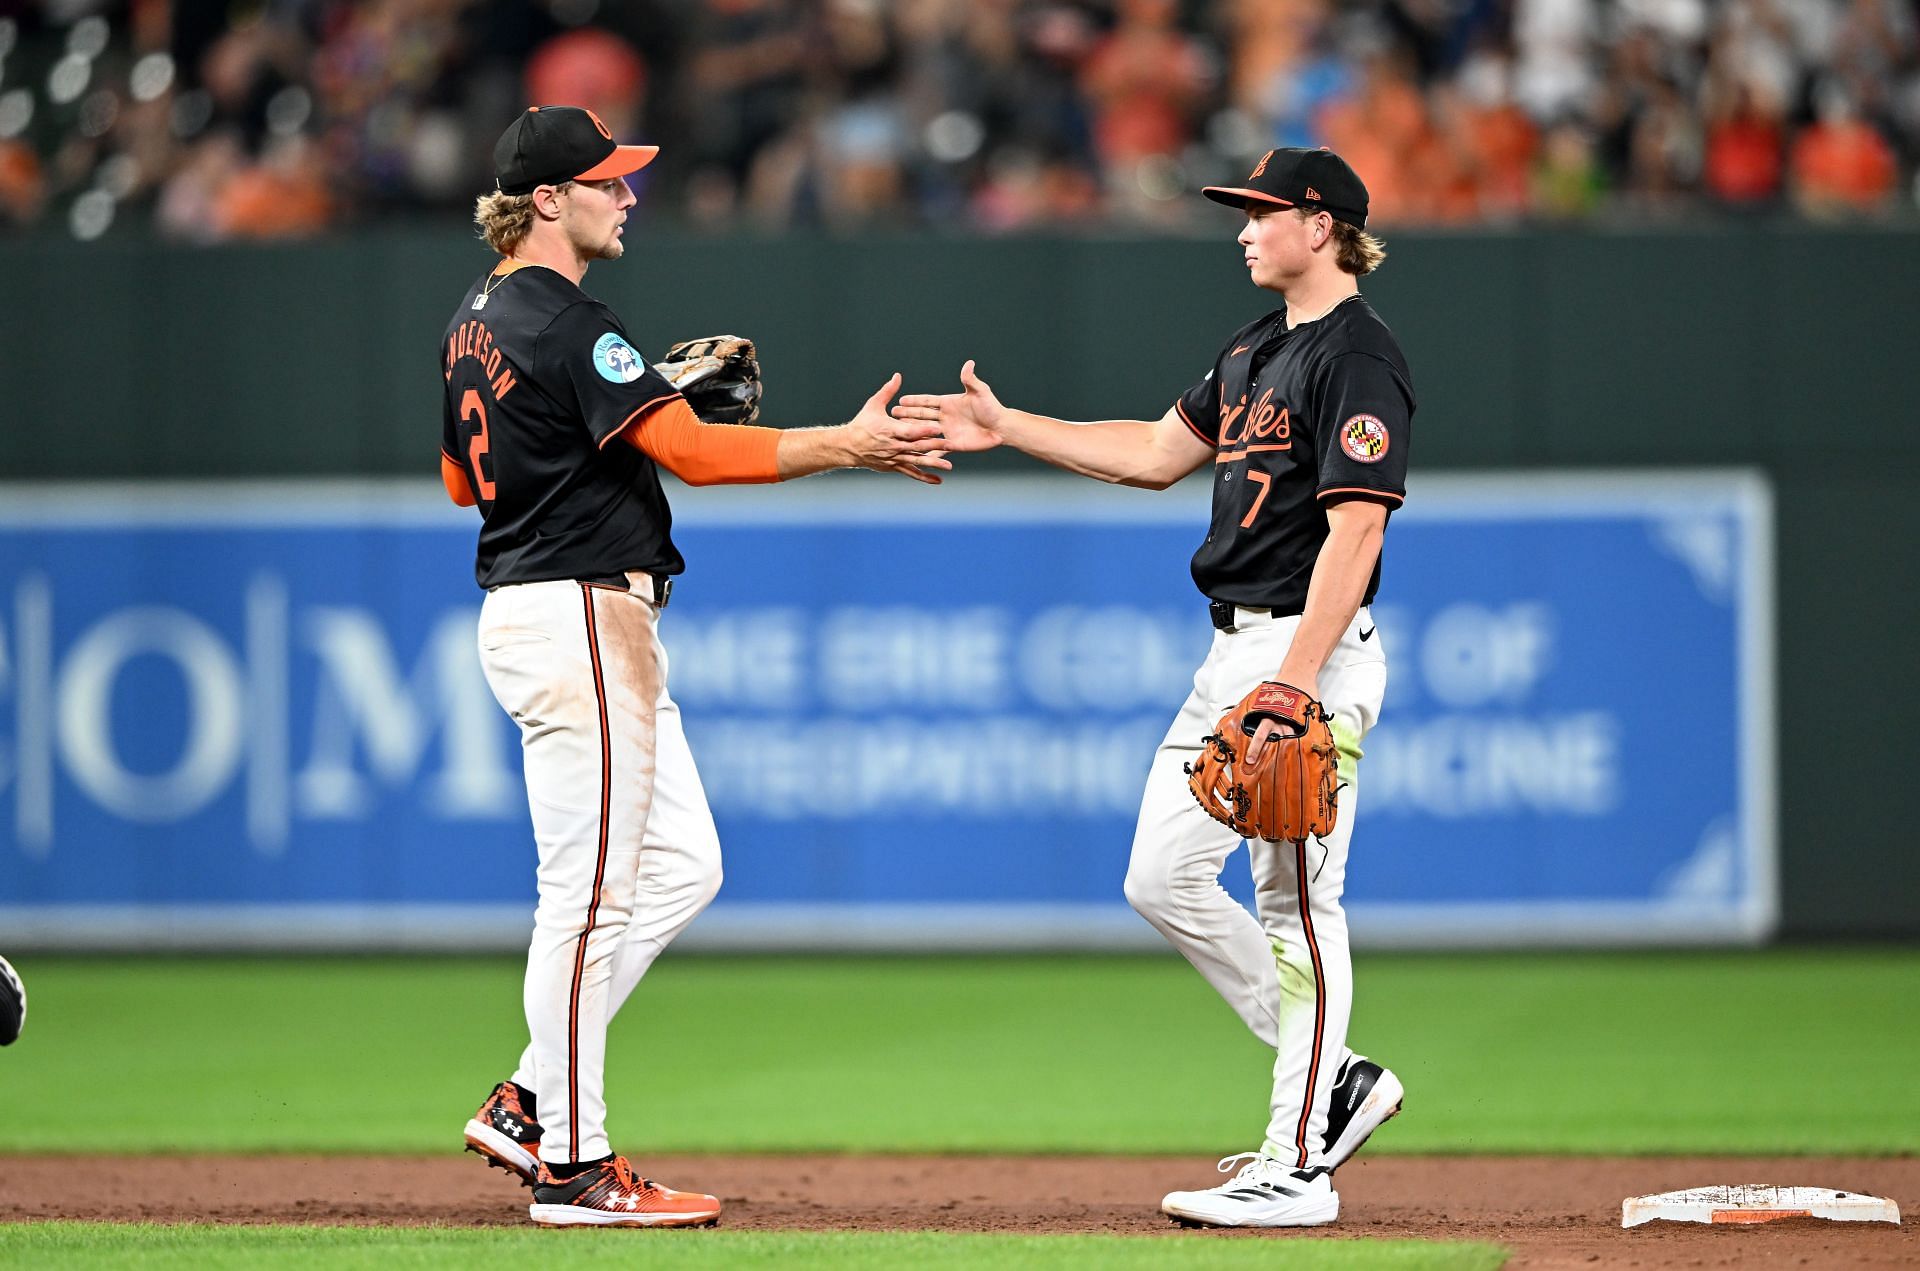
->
[529,1155,721,1228]
[463,1081,543,1186]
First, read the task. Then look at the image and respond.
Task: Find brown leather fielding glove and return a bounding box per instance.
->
[1185,681,1341,843]
[654,335,763,425]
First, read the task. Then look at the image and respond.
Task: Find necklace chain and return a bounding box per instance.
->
[1294,292,1359,326]
[472,262,516,311]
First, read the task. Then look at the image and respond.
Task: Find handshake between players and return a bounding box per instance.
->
[448,108,1405,1232]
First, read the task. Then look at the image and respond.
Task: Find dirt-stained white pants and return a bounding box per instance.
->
[1124,605,1386,1171]
[477,573,722,1166]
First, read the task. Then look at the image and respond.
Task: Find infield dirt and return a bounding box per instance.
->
[3,1153,1912,1268]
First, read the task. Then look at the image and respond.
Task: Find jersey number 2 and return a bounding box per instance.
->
[461,389,497,501]
[1240,470,1273,527]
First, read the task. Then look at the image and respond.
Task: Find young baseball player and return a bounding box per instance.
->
[894,148,1411,1228]
[442,105,948,1228]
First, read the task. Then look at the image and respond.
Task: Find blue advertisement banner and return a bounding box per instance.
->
[0,474,1773,949]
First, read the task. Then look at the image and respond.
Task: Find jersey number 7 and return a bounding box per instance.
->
[1240,470,1273,527]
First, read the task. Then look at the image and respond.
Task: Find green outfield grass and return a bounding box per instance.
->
[1,949,1915,1155]
[0,1225,1506,1270]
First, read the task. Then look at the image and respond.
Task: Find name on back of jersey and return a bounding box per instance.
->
[444,319,520,400]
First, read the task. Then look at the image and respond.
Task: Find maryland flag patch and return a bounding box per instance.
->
[1339,413,1389,463]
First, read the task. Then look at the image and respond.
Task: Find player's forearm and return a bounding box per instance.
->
[622,399,784,485]
[997,411,1184,488]
[1276,518,1383,687]
[774,424,862,480]
[633,399,888,483]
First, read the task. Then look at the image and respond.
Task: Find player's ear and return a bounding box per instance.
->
[531,184,567,220]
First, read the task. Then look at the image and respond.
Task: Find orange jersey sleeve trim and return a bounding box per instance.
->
[1174,399,1213,446]
[619,396,783,485]
[598,392,681,448]
[1318,486,1404,507]
[441,451,477,507]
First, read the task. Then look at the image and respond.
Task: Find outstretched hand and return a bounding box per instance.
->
[847,373,953,484]
[892,360,1007,453]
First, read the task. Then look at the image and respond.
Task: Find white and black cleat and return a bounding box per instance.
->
[1324,1053,1404,1171]
[1162,1155,1339,1228]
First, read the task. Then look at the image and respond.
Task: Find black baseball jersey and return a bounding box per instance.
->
[1174,295,1414,613]
[441,264,686,589]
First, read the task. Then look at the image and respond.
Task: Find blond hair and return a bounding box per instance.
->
[1330,221,1386,276]
[473,183,571,255]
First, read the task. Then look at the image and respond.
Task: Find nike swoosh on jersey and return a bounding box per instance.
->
[1359,626,1376,641]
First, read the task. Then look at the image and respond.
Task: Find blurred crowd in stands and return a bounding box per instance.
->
[0,0,1915,241]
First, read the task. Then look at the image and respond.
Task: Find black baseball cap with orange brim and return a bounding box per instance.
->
[1202,147,1369,228]
[494,106,658,196]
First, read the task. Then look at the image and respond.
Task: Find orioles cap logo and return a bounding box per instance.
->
[1250,150,1274,179]
[586,108,613,140]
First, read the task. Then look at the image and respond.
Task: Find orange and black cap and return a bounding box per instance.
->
[1203,147,1369,227]
[494,106,658,195]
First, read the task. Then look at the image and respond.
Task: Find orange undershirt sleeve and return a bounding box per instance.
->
[618,397,784,485]
[440,452,477,506]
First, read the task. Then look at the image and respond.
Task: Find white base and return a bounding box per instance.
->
[1623,1185,1901,1228]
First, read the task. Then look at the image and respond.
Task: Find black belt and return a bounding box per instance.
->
[579,571,674,606]
[1208,600,1293,632]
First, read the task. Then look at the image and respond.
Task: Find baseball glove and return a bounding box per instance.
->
[654,334,763,425]
[1186,681,1341,843]
[0,954,24,1046]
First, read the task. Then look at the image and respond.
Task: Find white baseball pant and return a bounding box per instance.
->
[477,572,722,1166]
[1124,605,1386,1171]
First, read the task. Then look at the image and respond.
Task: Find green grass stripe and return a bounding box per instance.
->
[0,1224,1508,1270]
[2,949,1914,1154]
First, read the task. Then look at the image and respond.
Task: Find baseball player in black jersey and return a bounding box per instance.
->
[443,106,947,1228]
[895,148,1412,1228]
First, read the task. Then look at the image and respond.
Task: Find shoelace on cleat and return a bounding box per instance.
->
[1210,1153,1305,1193]
[608,1157,663,1196]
